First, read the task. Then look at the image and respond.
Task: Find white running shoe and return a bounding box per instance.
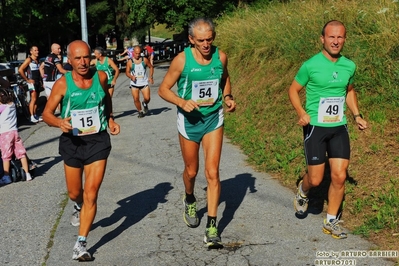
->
[72,240,91,261]
[30,116,39,123]
[70,205,81,226]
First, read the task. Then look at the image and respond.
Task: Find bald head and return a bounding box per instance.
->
[67,40,90,58]
[321,20,346,37]
[50,43,62,55]
[133,45,143,59]
[133,45,141,53]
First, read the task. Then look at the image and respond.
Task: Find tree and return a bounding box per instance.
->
[119,0,255,43]
[0,0,256,62]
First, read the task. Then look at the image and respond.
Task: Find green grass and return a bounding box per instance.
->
[42,193,69,266]
[150,24,178,40]
[216,0,399,251]
[353,179,399,237]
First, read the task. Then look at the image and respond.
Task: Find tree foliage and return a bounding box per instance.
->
[0,0,258,62]
[122,0,257,42]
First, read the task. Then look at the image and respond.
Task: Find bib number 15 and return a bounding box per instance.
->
[79,116,93,127]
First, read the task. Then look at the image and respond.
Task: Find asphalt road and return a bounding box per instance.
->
[0,64,396,266]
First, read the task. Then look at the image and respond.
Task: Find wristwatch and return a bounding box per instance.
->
[224,94,234,100]
[353,114,363,120]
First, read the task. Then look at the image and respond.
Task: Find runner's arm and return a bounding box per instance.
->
[144,57,154,84]
[218,50,235,112]
[346,84,367,130]
[98,71,120,135]
[125,60,135,81]
[108,58,120,86]
[42,77,72,132]
[288,80,309,126]
[158,52,199,112]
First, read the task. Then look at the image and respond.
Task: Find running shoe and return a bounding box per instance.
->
[323,219,347,239]
[0,175,12,186]
[294,180,309,215]
[138,111,144,118]
[72,240,92,261]
[142,101,149,115]
[30,116,39,123]
[183,196,199,228]
[71,205,81,227]
[34,115,43,122]
[204,221,223,249]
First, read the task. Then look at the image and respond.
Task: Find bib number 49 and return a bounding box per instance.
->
[325,105,339,115]
[318,96,344,123]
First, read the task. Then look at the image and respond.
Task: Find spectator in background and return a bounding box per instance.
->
[18,46,43,123]
[0,88,33,186]
[117,46,134,61]
[41,43,67,99]
[56,54,63,80]
[41,43,67,114]
[144,44,155,66]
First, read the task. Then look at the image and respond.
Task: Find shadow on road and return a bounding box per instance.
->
[155,65,170,70]
[88,182,174,256]
[115,107,172,119]
[147,107,172,116]
[198,173,257,235]
[31,155,64,178]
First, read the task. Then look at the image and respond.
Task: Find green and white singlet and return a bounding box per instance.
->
[62,70,108,136]
[177,46,224,117]
[295,52,356,127]
[95,57,114,85]
[129,58,148,87]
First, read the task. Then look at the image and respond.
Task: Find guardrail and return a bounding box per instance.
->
[106,40,190,70]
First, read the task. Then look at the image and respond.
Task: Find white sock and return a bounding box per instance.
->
[25,172,32,181]
[327,214,336,222]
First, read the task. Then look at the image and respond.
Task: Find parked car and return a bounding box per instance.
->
[9,60,24,71]
[0,62,11,69]
[0,63,14,79]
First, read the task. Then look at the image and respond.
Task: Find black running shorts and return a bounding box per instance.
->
[303,124,350,165]
[59,130,111,168]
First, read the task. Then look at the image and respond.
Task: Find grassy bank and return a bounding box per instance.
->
[150,24,176,40]
[216,0,399,252]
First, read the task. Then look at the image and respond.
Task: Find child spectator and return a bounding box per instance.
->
[0,88,32,185]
